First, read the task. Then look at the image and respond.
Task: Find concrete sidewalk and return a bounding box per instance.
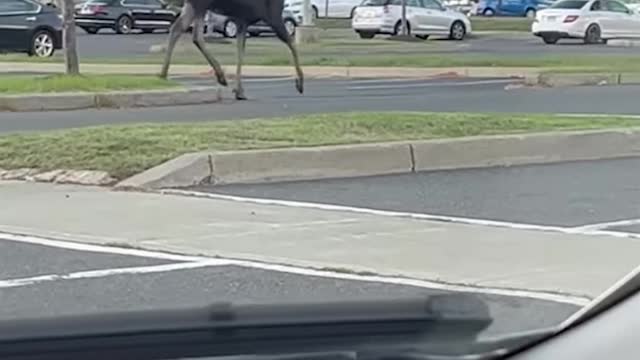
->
[0,62,541,79]
[0,180,637,299]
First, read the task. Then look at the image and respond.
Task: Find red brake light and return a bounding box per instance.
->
[89,4,106,13]
[563,15,579,22]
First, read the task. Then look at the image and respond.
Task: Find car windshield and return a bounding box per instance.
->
[1,0,639,358]
[550,0,588,8]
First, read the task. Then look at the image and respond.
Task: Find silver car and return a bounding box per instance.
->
[205,9,300,38]
[352,0,472,39]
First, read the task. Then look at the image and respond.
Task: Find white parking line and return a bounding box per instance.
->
[348,79,516,91]
[159,189,640,241]
[570,218,640,232]
[0,260,228,289]
[0,232,211,262]
[0,229,591,305]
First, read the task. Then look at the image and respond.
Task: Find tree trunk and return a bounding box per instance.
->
[62,0,80,75]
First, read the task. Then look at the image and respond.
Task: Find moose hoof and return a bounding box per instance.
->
[233,88,248,101]
[217,74,228,87]
[295,77,304,94]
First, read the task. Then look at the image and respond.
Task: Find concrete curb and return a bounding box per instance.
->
[116,128,640,189]
[0,86,222,112]
[0,61,542,79]
[5,62,640,86]
[524,72,640,87]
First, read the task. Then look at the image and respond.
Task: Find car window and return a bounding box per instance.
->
[590,0,603,9]
[122,0,147,5]
[606,0,630,11]
[422,0,444,8]
[550,0,588,8]
[0,0,38,13]
[144,0,162,5]
[407,0,421,6]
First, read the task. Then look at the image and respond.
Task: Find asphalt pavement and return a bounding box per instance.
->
[73,29,640,58]
[191,157,640,229]
[3,75,640,133]
[0,234,579,339]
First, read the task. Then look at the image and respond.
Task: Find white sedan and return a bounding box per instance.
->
[352,0,472,40]
[532,0,640,44]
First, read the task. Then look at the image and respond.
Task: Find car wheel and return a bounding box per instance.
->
[483,8,495,16]
[116,15,133,34]
[394,20,410,35]
[525,8,536,18]
[350,7,357,18]
[223,19,238,38]
[29,30,55,58]
[358,31,375,39]
[284,18,296,37]
[449,20,466,40]
[584,23,601,44]
[542,35,558,44]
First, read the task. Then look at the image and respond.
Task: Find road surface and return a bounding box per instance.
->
[73,30,640,58]
[2,76,640,133]
[190,157,640,230]
[0,233,579,339]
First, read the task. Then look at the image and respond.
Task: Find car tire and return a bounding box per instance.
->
[223,19,238,38]
[542,35,558,44]
[350,7,357,18]
[483,8,495,16]
[358,31,375,39]
[249,31,260,37]
[394,20,410,36]
[116,15,133,34]
[28,29,55,58]
[312,6,319,20]
[584,24,601,44]
[284,18,296,37]
[525,8,536,18]
[449,20,466,40]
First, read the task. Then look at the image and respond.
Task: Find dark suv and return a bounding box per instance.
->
[74,0,178,34]
[0,0,63,57]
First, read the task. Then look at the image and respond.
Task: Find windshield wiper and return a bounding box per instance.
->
[0,294,492,360]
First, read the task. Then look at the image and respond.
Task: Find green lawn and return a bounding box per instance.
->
[0,74,178,94]
[1,112,637,180]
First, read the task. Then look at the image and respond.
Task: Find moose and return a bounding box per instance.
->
[159,0,304,100]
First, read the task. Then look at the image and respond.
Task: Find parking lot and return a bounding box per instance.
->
[0,231,580,338]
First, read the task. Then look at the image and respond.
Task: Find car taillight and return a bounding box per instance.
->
[90,5,106,13]
[563,15,579,22]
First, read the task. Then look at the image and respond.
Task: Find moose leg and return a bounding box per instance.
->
[269,21,304,94]
[160,4,194,79]
[192,16,227,87]
[233,22,248,100]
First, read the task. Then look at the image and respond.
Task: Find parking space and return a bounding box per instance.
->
[0,233,580,337]
[190,157,640,231]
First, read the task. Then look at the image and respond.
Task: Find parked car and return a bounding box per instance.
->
[476,0,555,17]
[0,0,63,57]
[532,0,640,44]
[285,0,364,19]
[73,0,178,34]
[351,0,472,39]
[205,9,300,38]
